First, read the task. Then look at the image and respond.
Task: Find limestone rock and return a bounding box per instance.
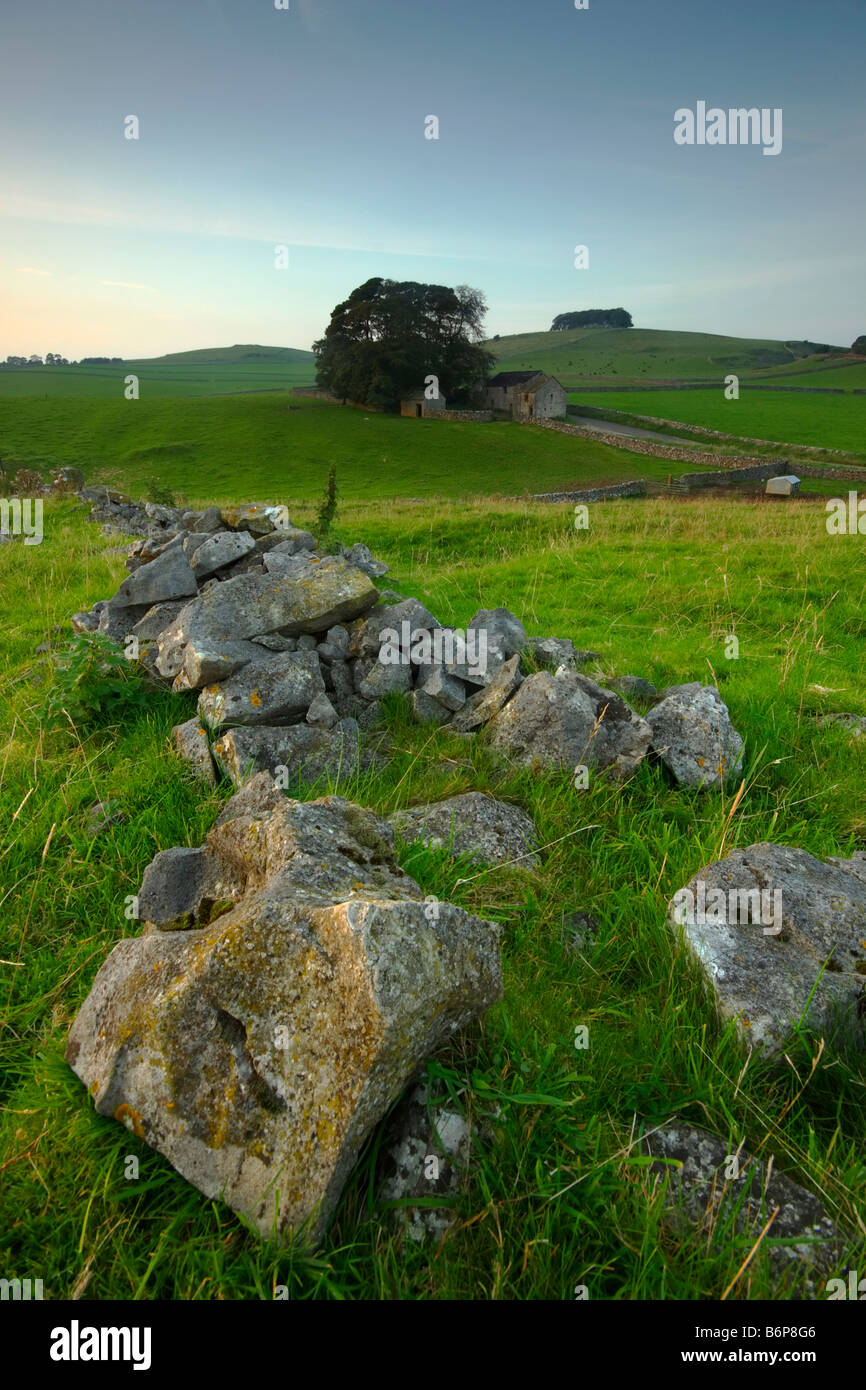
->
[190,530,256,578]
[110,544,198,609]
[219,503,287,535]
[197,652,325,730]
[130,601,185,644]
[66,782,502,1241]
[668,842,866,1055]
[171,717,217,786]
[267,528,316,556]
[647,684,743,788]
[341,542,390,578]
[418,665,466,711]
[527,636,577,672]
[644,1122,843,1297]
[610,675,658,701]
[390,792,538,868]
[377,1077,471,1243]
[212,721,367,788]
[487,670,651,780]
[189,507,224,533]
[173,638,269,692]
[306,692,339,730]
[450,654,522,732]
[468,607,527,658]
[410,690,452,726]
[155,557,377,678]
[355,598,441,661]
[355,656,413,701]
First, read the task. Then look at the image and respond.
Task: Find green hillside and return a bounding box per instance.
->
[126,343,315,366]
[0,393,721,504]
[486,327,850,388]
[0,353,317,400]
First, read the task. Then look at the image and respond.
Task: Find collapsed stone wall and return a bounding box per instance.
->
[48,478,866,1260]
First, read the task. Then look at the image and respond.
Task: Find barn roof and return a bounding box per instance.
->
[486,371,542,388]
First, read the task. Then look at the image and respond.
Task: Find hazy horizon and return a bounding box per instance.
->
[2,0,863,359]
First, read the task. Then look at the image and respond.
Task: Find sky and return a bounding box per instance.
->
[1,0,864,358]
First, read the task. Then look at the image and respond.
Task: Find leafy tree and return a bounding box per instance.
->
[313,278,494,410]
[852,335,866,355]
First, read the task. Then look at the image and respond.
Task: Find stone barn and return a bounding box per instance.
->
[482,371,567,421]
[400,390,447,418]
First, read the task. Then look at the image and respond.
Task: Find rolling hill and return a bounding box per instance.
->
[484,326,853,389]
[123,343,315,367]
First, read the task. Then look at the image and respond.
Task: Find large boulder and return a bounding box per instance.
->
[668,843,866,1056]
[155,556,378,682]
[390,792,538,868]
[486,670,651,781]
[66,778,502,1243]
[647,683,743,788]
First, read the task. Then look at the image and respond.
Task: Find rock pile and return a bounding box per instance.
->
[66,773,503,1242]
[68,490,745,793]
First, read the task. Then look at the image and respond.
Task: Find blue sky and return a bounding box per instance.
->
[1,0,864,357]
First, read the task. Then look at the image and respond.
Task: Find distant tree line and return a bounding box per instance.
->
[551,308,633,331]
[0,354,123,368]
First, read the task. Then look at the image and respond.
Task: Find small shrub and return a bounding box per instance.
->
[146,477,177,509]
[43,632,154,734]
[10,468,46,497]
[316,463,339,549]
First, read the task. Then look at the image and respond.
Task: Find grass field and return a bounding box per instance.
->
[2,494,865,1300]
[487,327,855,388]
[570,389,866,456]
[0,344,317,400]
[0,394,740,504]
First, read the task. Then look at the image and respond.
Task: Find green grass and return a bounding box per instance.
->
[0,361,317,400]
[570,389,866,456]
[1,495,865,1300]
[487,327,851,388]
[0,394,733,504]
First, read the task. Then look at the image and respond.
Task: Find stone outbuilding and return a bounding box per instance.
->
[765,475,801,496]
[400,390,447,419]
[482,371,567,421]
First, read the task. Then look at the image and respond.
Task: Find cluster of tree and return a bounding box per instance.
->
[550,308,633,330]
[313,278,494,411]
[80,356,124,365]
[852,335,866,355]
[2,353,70,367]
